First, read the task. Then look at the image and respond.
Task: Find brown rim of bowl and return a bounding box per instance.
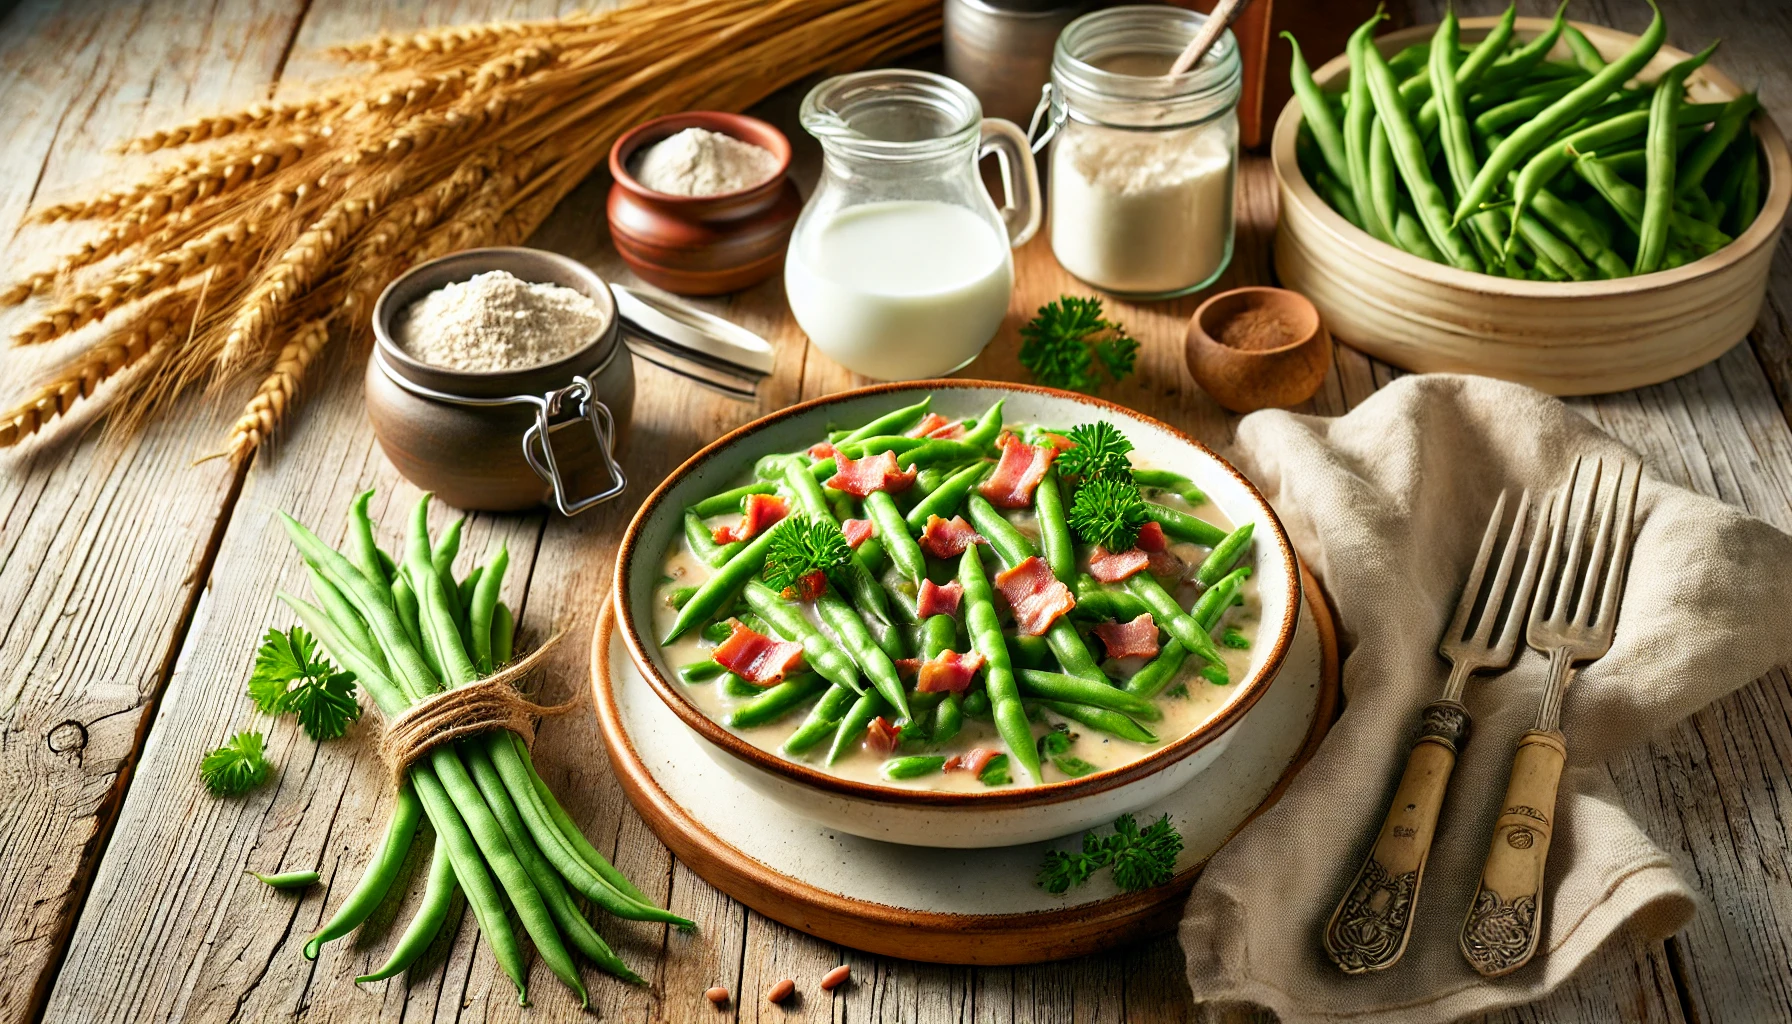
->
[1191,286,1321,357]
[608,111,793,204]
[371,246,620,392]
[612,379,1302,809]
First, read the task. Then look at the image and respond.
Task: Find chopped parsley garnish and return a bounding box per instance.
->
[978,753,1012,786]
[248,626,362,741]
[200,730,275,796]
[761,516,851,596]
[1066,474,1149,552]
[1038,813,1183,893]
[1018,296,1139,394]
[1056,422,1134,480]
[1222,627,1252,650]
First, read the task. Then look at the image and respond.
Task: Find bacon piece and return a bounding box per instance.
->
[993,556,1076,636]
[825,450,917,497]
[712,493,788,545]
[978,435,1057,509]
[906,412,949,438]
[1137,520,1168,552]
[916,579,964,618]
[866,716,901,756]
[916,650,985,693]
[1148,549,1186,580]
[1037,431,1076,451]
[894,657,921,679]
[782,570,828,602]
[1093,613,1161,659]
[945,747,1001,774]
[927,420,967,440]
[842,518,875,549]
[808,441,838,460]
[712,622,806,686]
[919,515,985,560]
[1087,545,1151,583]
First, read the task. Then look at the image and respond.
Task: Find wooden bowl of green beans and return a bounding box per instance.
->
[1271,8,1790,396]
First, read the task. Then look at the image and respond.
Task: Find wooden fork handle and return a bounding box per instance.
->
[1460,729,1567,977]
[1323,700,1471,973]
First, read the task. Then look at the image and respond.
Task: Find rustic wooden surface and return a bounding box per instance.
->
[0,1,1788,1022]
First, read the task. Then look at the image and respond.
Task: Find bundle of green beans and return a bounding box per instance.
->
[1288,2,1765,280]
[668,396,1257,789]
[277,492,687,1005]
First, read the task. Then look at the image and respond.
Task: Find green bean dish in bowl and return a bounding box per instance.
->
[612,382,1300,848]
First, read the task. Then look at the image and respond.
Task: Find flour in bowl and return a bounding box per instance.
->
[629,127,779,197]
[394,270,607,372]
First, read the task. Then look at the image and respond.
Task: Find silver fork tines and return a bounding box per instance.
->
[1437,488,1550,701]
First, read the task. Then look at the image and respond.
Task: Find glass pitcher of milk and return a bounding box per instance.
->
[786,69,1041,380]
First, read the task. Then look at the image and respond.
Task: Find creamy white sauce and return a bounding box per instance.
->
[784,200,1013,381]
[650,453,1257,791]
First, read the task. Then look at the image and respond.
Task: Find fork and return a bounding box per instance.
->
[1460,457,1640,978]
[1324,489,1549,974]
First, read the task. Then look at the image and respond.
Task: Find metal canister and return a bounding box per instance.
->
[943,0,1090,127]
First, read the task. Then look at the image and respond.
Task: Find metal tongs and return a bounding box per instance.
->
[612,284,774,400]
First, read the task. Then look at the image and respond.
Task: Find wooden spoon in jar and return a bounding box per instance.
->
[1169,0,1251,75]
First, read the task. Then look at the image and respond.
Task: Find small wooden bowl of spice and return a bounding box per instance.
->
[607,112,803,296]
[1184,286,1331,414]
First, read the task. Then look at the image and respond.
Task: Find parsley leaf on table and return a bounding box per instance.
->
[1018,297,1139,394]
[1037,813,1183,894]
[248,626,362,741]
[200,730,275,796]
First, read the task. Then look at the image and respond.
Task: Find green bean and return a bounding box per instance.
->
[467,545,507,673]
[1573,155,1731,251]
[1680,92,1759,198]
[865,490,926,584]
[858,534,889,577]
[513,733,655,906]
[918,613,963,743]
[1531,188,1631,277]
[1191,566,1251,630]
[1037,701,1157,744]
[1124,573,1224,672]
[409,766,527,1001]
[930,693,964,746]
[688,481,777,519]
[964,495,1106,682]
[356,833,456,984]
[1393,204,1446,262]
[457,566,484,627]
[667,584,699,611]
[1411,4,1520,141]
[839,397,932,445]
[302,565,386,670]
[388,572,424,663]
[1517,213,1592,280]
[1070,575,1154,622]
[304,782,425,956]
[430,516,468,635]
[1132,470,1206,505]
[250,869,320,890]
[1284,32,1348,182]
[1018,670,1162,720]
[1344,10,1392,242]
[914,465,950,495]
[1034,469,1076,582]
[1731,139,1762,236]
[718,672,756,698]
[785,682,859,756]
[375,547,397,586]
[1368,118,1399,244]
[679,660,726,684]
[1639,44,1720,273]
[959,399,1006,451]
[1195,523,1254,586]
[883,756,947,780]
[741,580,860,692]
[1144,502,1228,546]
[960,543,1041,784]
[828,691,888,764]
[684,510,743,568]
[1363,42,1480,271]
[1124,642,1190,699]
[346,490,387,596]
[1562,24,1605,75]
[729,672,826,728]
[1009,632,1052,670]
[1481,3,1563,86]
[781,459,891,625]
[1387,41,1431,77]
[663,520,783,642]
[816,588,909,719]
[492,602,514,666]
[905,461,991,531]
[1454,1,1664,227]
[1430,10,1509,266]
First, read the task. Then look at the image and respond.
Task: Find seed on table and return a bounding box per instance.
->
[767,978,796,1003]
[705,986,729,1006]
[821,964,851,990]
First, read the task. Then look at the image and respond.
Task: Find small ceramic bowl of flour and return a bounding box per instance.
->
[369,248,635,513]
[607,111,802,295]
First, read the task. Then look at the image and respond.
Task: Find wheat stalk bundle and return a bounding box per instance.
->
[2,0,940,459]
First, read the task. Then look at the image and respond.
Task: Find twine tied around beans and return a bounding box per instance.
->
[377,631,576,781]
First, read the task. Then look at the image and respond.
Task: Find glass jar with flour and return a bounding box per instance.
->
[1034,5,1242,299]
[786,69,1041,380]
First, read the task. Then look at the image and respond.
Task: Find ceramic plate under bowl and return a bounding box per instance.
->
[592,566,1337,964]
[613,381,1301,847]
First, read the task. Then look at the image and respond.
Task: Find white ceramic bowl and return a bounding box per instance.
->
[613,381,1300,847]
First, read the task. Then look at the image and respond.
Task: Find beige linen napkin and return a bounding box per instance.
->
[1181,374,1792,1023]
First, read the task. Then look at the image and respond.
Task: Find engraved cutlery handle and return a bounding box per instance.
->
[1460,729,1566,978]
[1323,700,1471,973]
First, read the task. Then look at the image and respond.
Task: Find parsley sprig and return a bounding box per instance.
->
[1038,814,1184,894]
[761,516,851,596]
[248,626,362,741]
[1066,474,1149,552]
[1056,422,1135,480]
[1018,297,1139,394]
[200,730,275,796]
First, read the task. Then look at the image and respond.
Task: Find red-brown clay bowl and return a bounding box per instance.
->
[612,381,1302,847]
[1185,286,1332,414]
[607,111,803,296]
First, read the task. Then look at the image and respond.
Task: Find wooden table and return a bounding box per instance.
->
[2,1,1789,1021]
